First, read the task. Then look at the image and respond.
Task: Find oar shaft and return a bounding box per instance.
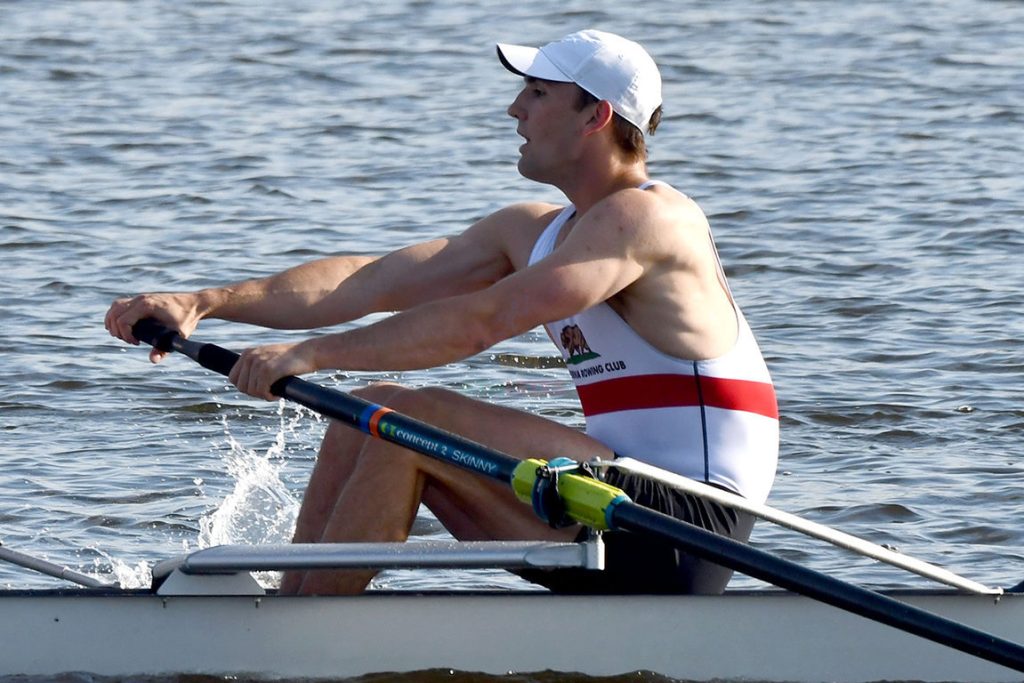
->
[0,544,114,589]
[604,457,1000,595]
[611,502,1024,673]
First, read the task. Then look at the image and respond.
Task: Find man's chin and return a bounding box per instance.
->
[516,158,545,184]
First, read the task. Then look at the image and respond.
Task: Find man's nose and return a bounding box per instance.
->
[507,92,525,120]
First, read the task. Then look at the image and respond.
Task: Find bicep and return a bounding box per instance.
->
[484,246,645,337]
[482,201,661,334]
[351,213,528,313]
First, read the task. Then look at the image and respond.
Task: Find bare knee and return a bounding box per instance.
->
[338,384,444,468]
[318,382,413,455]
[381,386,464,423]
[351,381,409,404]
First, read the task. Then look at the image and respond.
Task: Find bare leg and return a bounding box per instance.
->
[283,384,613,596]
[279,384,404,594]
[287,385,408,544]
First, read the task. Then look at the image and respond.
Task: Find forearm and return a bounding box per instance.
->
[303,292,511,372]
[199,255,379,329]
[227,292,501,400]
[204,207,522,331]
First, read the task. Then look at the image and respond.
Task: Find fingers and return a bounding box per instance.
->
[104,296,142,345]
[105,294,170,345]
[228,343,311,402]
[104,292,196,349]
[228,347,279,401]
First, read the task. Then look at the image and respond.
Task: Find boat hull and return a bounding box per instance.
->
[1,588,1021,682]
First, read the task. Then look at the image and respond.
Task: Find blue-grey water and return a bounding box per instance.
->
[1,0,1023,679]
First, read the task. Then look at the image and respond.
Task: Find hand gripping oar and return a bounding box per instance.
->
[131,319,1024,674]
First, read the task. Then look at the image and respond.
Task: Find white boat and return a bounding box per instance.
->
[1,539,1024,683]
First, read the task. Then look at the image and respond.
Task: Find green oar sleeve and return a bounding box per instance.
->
[511,458,630,531]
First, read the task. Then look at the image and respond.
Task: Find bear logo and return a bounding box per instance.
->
[560,324,599,365]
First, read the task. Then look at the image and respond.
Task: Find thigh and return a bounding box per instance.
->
[382,385,610,464]
[370,386,615,542]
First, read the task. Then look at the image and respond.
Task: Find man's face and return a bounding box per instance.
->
[507,78,591,183]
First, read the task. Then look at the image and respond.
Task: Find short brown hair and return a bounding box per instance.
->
[575,86,661,162]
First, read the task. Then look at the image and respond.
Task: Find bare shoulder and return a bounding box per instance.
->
[568,184,735,360]
[575,183,710,260]
[462,201,564,268]
[480,201,563,230]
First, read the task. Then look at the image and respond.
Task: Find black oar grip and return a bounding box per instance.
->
[132,318,240,376]
[194,342,241,377]
[132,318,280,394]
[132,318,178,352]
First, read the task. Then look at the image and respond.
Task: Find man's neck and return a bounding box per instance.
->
[558,155,649,216]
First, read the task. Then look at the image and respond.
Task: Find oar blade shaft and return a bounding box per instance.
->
[0,545,115,589]
[611,502,1024,674]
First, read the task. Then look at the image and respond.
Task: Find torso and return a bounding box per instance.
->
[515,180,779,503]
[498,181,738,362]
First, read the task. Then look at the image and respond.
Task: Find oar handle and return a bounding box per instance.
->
[133,319,331,400]
[133,318,243,381]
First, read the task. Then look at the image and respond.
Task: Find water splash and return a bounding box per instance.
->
[82,403,316,590]
[107,556,153,590]
[198,402,307,542]
[82,545,152,589]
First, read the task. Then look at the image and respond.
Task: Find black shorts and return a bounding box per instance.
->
[516,467,755,595]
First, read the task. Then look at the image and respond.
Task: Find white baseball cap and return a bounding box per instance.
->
[496,29,662,133]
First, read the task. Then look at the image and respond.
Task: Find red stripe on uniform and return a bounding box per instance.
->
[576,373,778,420]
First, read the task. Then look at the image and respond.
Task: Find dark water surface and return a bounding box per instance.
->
[1,0,1023,680]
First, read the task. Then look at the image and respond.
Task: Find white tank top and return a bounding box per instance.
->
[528,181,778,503]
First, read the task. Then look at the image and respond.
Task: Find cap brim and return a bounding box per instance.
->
[496,43,572,83]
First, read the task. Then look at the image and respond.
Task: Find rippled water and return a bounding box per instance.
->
[1,0,1024,676]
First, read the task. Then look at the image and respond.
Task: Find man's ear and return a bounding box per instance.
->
[583,100,615,136]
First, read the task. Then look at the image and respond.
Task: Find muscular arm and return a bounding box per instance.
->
[195,255,378,329]
[105,254,377,348]
[310,204,646,369]
[228,193,659,397]
[105,204,540,358]
[198,228,512,331]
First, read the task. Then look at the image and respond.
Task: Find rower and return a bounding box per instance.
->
[106,29,779,596]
